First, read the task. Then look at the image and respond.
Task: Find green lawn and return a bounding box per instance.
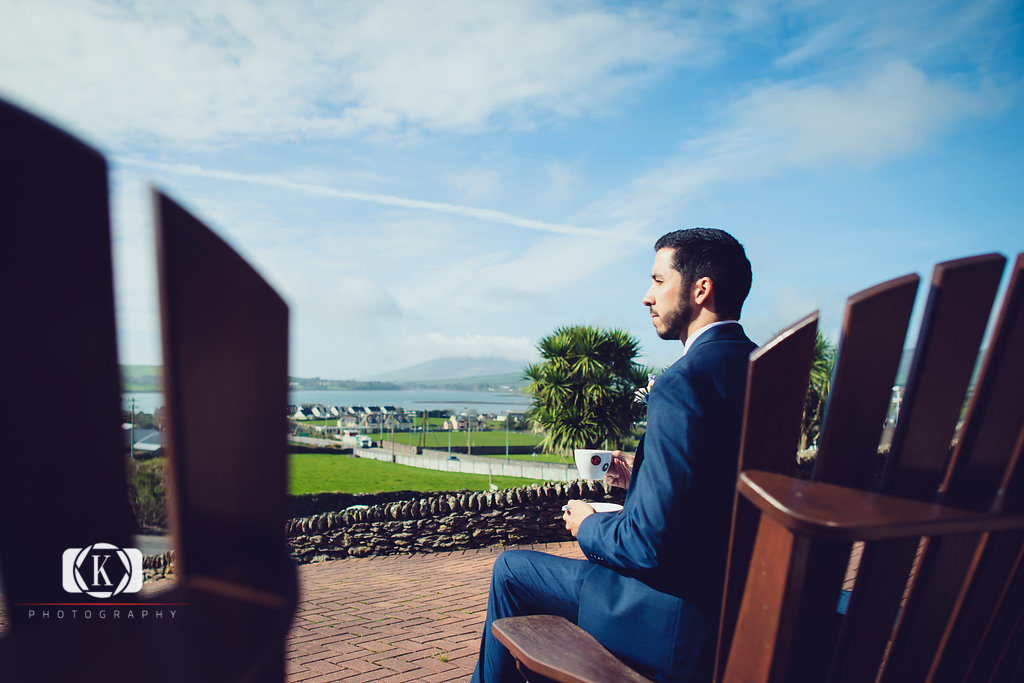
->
[381,429,543,450]
[300,418,339,427]
[289,453,543,495]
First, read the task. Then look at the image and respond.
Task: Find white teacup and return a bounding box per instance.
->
[574,449,612,480]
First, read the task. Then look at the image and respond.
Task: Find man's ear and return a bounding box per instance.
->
[692,276,714,306]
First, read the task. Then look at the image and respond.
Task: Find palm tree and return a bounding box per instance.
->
[800,331,836,451]
[523,325,651,459]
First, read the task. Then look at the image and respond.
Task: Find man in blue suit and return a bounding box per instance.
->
[472,228,756,682]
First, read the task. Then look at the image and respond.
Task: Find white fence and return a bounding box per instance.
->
[355,446,577,482]
[288,435,578,482]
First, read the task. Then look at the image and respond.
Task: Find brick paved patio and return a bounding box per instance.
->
[0,539,864,680]
[287,541,584,682]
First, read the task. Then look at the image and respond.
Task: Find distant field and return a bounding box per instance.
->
[289,453,543,495]
[385,430,543,449]
[470,451,568,464]
[302,418,340,426]
[297,417,518,429]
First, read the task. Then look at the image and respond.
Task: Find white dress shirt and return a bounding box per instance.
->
[682,320,739,356]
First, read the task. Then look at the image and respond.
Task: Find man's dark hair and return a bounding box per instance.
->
[654,228,752,319]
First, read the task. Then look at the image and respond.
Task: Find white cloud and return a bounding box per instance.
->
[733,61,997,165]
[774,0,1017,71]
[445,167,504,203]
[117,157,613,237]
[0,0,691,147]
[103,164,644,375]
[398,333,537,361]
[107,175,163,365]
[333,1,691,132]
[579,61,1004,230]
[540,160,580,205]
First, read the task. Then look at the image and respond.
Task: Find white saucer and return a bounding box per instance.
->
[589,502,624,513]
[562,502,623,513]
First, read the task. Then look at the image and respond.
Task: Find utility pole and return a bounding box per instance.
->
[505,411,509,463]
[419,410,428,451]
[467,409,471,458]
[130,395,136,458]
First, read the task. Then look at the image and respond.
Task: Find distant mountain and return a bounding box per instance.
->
[121,364,163,391]
[362,357,530,383]
[407,371,528,391]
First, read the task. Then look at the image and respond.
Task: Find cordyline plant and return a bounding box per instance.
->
[800,330,837,451]
[523,325,651,459]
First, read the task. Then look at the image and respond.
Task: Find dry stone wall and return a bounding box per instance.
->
[140,480,625,578]
[287,480,624,564]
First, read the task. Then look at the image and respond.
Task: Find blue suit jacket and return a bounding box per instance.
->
[575,323,756,678]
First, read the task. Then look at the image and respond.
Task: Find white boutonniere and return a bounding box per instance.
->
[634,373,657,405]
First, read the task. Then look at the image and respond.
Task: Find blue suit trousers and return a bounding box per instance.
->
[471,549,711,682]
[472,549,596,683]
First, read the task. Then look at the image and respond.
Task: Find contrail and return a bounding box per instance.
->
[116,157,612,238]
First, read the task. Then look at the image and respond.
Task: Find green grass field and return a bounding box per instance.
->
[288,453,544,495]
[380,429,543,450]
[301,418,339,426]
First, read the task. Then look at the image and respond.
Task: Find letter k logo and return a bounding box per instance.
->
[92,553,113,586]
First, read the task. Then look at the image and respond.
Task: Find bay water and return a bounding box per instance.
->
[123,388,530,416]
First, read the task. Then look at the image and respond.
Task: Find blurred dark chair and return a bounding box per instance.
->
[495,252,1024,682]
[0,99,295,682]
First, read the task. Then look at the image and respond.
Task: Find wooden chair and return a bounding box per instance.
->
[494,253,1024,682]
[0,100,295,681]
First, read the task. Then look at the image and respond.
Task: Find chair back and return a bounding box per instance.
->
[0,100,296,682]
[722,252,1024,682]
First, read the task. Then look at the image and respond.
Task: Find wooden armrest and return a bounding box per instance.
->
[493,615,651,683]
[738,470,1024,542]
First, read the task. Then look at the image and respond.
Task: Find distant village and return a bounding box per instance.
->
[123,403,529,458]
[287,403,527,437]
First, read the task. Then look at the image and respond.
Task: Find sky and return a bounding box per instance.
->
[1,0,1021,378]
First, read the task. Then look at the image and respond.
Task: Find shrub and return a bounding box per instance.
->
[127,456,168,529]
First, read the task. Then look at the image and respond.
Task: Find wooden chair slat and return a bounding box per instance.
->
[828,253,1006,682]
[155,191,295,680]
[884,253,1007,499]
[944,252,1024,512]
[156,191,291,592]
[715,312,818,681]
[736,471,1024,540]
[931,255,1024,681]
[784,274,918,680]
[827,537,920,683]
[813,273,919,488]
[987,598,1024,683]
[492,616,652,683]
[880,254,1024,681]
[731,470,1024,682]
[934,529,1024,682]
[723,515,810,682]
[958,539,1024,681]
[0,101,139,680]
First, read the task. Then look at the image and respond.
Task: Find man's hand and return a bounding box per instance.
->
[562,499,595,538]
[604,450,635,490]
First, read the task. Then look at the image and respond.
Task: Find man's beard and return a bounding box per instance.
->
[656,297,694,341]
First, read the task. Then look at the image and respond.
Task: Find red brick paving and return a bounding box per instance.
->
[0,540,872,680]
[286,541,585,682]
